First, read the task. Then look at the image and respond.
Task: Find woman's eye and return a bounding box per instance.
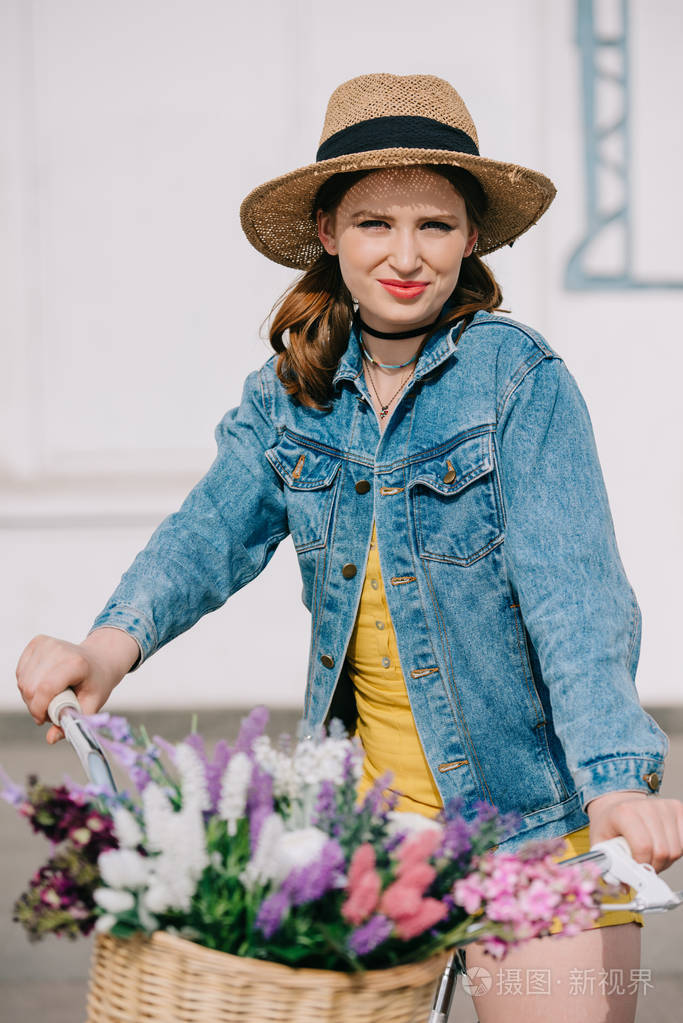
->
[421,221,454,232]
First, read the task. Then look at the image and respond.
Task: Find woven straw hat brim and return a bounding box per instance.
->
[240,148,556,269]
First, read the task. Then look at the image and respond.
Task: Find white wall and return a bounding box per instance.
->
[1,0,681,711]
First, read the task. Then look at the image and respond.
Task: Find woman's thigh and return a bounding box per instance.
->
[460,922,642,1023]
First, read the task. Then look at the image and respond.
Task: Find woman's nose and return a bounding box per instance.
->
[388,229,422,274]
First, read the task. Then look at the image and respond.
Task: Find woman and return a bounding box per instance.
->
[16,74,682,1020]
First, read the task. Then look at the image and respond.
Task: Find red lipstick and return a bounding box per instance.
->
[377,279,428,299]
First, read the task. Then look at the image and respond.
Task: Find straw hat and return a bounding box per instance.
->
[240,73,556,269]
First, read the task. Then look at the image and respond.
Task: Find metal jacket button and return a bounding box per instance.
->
[342,563,357,579]
[321,654,335,669]
[643,772,661,792]
[355,479,371,494]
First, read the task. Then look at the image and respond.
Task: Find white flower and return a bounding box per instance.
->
[252,736,292,798]
[177,799,209,877]
[94,887,136,913]
[94,913,117,933]
[142,783,174,852]
[386,811,444,838]
[98,849,151,889]
[218,752,253,834]
[112,806,143,849]
[143,880,176,914]
[253,732,363,801]
[124,776,210,916]
[176,743,210,812]
[136,898,158,933]
[271,826,329,883]
[240,812,284,891]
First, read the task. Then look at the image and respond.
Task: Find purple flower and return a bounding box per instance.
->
[516,836,568,861]
[98,737,141,770]
[235,706,269,753]
[498,810,523,840]
[255,890,290,939]
[314,779,336,822]
[360,771,395,816]
[441,796,465,819]
[0,766,26,808]
[182,732,208,765]
[128,765,152,792]
[247,765,274,851]
[472,799,498,823]
[62,775,128,804]
[384,831,406,853]
[341,747,356,784]
[348,914,393,956]
[206,740,232,812]
[152,734,178,764]
[282,840,345,906]
[438,816,472,860]
[82,713,132,742]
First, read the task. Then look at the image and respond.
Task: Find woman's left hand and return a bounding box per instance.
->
[586,789,683,873]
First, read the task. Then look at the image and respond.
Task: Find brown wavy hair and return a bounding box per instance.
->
[268,165,504,409]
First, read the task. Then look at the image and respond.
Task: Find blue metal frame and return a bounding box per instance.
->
[565,0,683,289]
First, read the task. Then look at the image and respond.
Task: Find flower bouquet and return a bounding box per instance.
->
[2,708,612,1023]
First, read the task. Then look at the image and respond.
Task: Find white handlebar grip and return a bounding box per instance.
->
[47,688,82,727]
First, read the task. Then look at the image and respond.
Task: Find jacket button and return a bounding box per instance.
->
[443,468,456,484]
[355,479,371,494]
[643,772,661,792]
[342,563,357,579]
[321,654,335,669]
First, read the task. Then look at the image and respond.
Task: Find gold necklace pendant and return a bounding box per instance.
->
[364,357,414,423]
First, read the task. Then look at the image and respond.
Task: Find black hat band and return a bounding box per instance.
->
[316,115,480,162]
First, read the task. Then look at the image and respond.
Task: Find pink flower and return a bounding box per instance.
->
[380,881,423,919]
[480,935,510,960]
[517,879,561,920]
[396,861,436,891]
[380,861,436,919]
[396,829,442,876]
[451,842,606,957]
[342,868,382,925]
[394,897,447,940]
[452,874,485,914]
[486,893,521,922]
[481,855,522,898]
[342,843,382,925]
[347,844,375,888]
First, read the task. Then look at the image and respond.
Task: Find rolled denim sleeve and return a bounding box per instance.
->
[497,355,669,811]
[88,368,288,669]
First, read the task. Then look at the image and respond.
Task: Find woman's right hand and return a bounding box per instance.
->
[15,628,141,744]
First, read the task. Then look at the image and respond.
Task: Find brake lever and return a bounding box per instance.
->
[46,689,118,794]
[560,835,683,913]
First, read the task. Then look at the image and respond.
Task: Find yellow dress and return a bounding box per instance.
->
[345,521,643,931]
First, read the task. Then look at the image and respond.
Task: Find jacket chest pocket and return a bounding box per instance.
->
[265,436,342,553]
[407,431,504,566]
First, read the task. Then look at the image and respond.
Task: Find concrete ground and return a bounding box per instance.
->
[1,707,681,1022]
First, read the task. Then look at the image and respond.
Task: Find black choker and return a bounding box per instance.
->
[357,314,442,341]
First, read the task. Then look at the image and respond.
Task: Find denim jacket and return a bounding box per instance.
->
[90,310,669,851]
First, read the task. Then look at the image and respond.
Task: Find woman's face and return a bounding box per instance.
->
[316,167,478,334]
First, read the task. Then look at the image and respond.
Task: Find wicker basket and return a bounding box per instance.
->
[86,931,452,1023]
